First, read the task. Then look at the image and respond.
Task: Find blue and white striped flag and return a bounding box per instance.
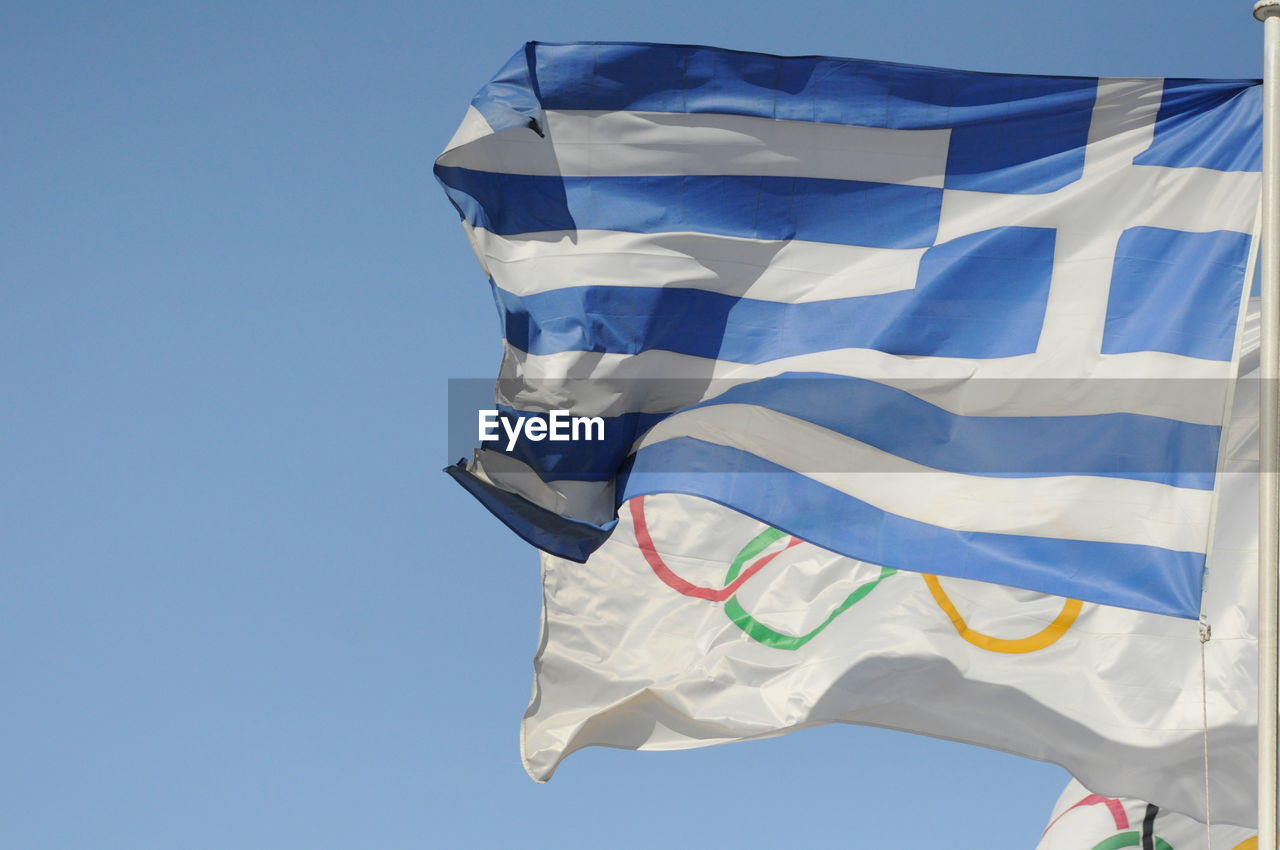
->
[436,42,1261,619]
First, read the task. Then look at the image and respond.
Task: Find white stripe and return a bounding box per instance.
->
[633,403,1212,553]
[934,154,1259,244]
[498,344,1233,424]
[438,109,951,187]
[473,227,925,301]
[933,77,1258,368]
[440,105,495,157]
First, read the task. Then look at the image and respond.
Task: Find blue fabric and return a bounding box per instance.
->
[490,373,1220,489]
[1135,80,1262,173]
[444,463,615,563]
[522,41,1097,193]
[1103,227,1252,361]
[437,168,943,248]
[493,227,1054,360]
[615,438,1204,619]
[438,41,1262,619]
[470,43,545,135]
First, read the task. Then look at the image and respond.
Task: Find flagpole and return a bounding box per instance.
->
[1256,4,1280,848]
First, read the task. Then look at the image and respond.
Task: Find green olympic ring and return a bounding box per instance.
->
[723,527,896,650]
[1091,833,1174,850]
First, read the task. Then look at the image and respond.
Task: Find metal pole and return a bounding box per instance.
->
[1255,4,1280,848]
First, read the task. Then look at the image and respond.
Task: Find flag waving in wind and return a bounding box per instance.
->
[437,42,1261,620]
[519,335,1260,822]
[1036,779,1259,849]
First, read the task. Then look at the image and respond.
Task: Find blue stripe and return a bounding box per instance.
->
[520,41,1098,194]
[617,438,1203,618]
[445,462,615,563]
[489,407,663,483]
[492,374,1219,489]
[1134,79,1261,173]
[470,43,545,135]
[437,168,942,248]
[493,226,1055,361]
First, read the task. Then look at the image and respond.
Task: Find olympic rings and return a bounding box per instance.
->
[1089,833,1173,850]
[722,526,895,651]
[1042,793,1130,836]
[630,495,1084,654]
[630,497,802,601]
[922,573,1082,654]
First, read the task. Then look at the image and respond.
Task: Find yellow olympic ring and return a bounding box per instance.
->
[922,574,1083,654]
[1232,838,1270,850]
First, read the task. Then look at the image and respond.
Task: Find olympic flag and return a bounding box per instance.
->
[437,42,1261,619]
[522,323,1260,825]
[436,43,1267,823]
[1036,779,1259,849]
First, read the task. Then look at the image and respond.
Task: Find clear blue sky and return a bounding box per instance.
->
[1,2,1263,848]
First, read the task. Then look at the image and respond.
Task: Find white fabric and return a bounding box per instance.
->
[441,108,952,186]
[1037,779,1258,849]
[633,402,1213,551]
[521,313,1261,826]
[470,227,928,302]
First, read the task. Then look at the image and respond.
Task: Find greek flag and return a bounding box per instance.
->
[436,41,1261,619]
